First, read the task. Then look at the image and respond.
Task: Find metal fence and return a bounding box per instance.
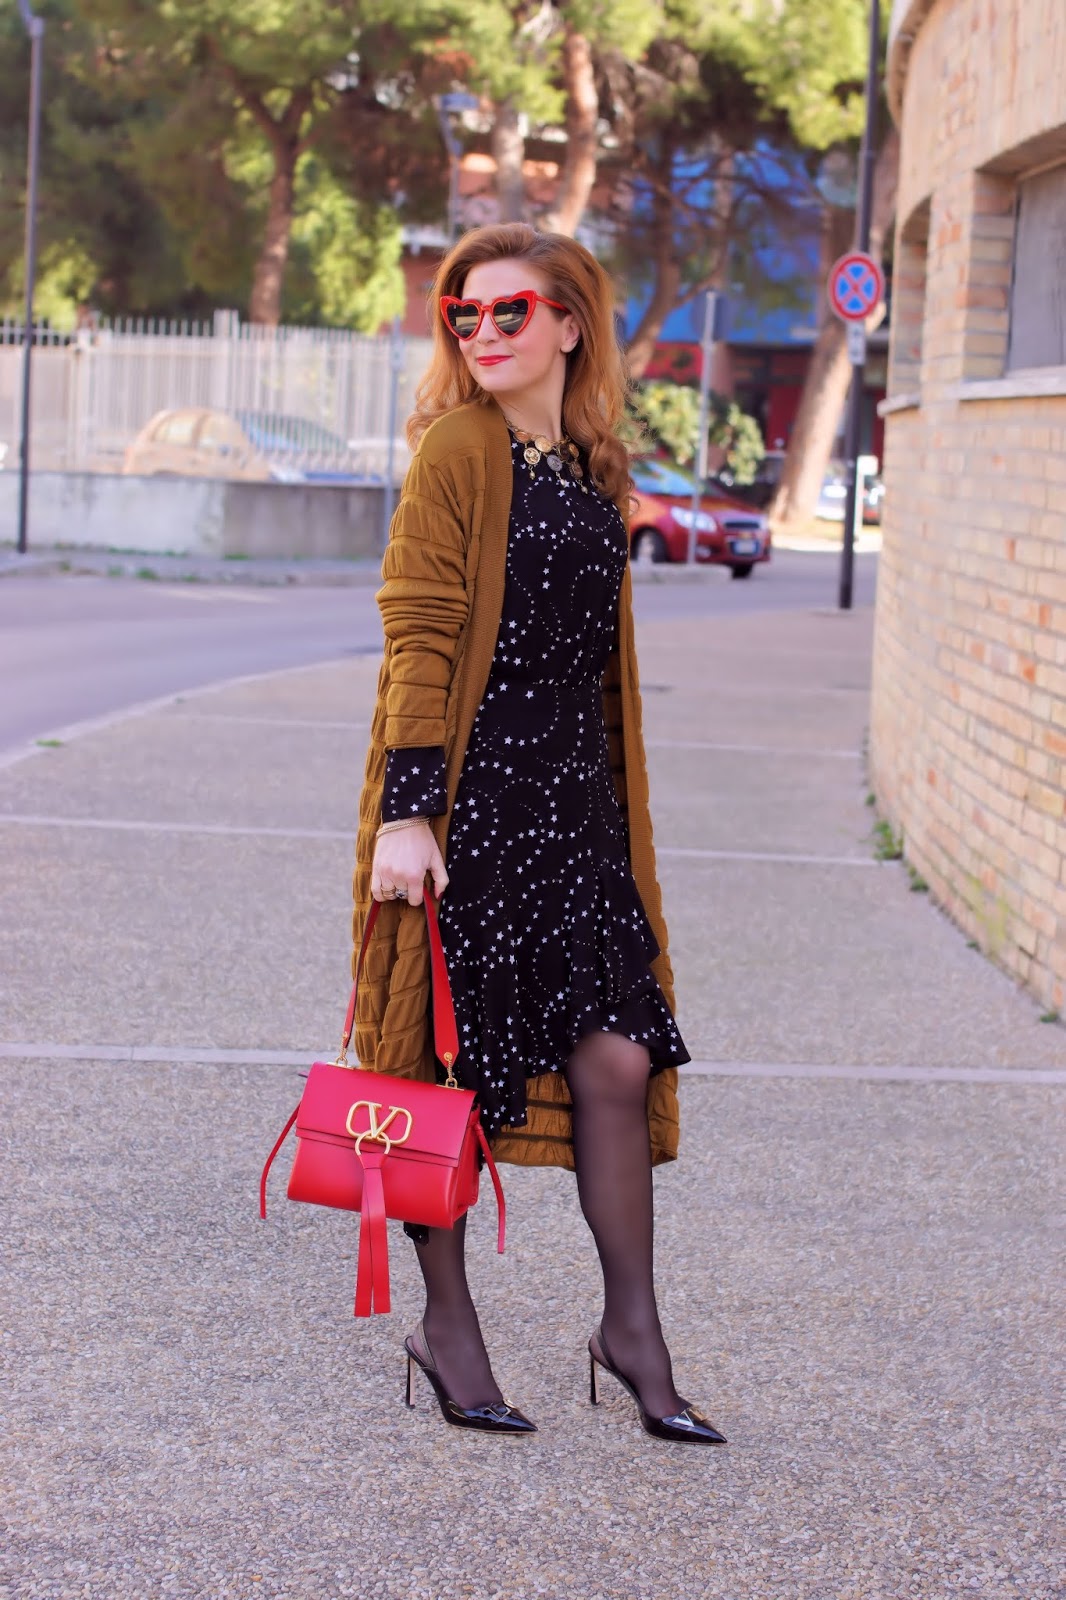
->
[0,313,433,478]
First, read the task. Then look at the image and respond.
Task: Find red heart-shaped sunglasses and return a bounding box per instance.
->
[440,290,569,341]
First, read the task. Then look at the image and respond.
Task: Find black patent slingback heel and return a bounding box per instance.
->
[588,1327,727,1445]
[404,1320,537,1435]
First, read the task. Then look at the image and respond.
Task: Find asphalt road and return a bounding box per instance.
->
[0,548,878,756]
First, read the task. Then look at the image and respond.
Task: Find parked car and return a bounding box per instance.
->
[122,407,408,486]
[235,411,409,485]
[815,460,884,525]
[628,459,771,577]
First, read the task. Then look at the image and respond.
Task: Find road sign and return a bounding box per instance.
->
[828,251,885,323]
[846,323,867,365]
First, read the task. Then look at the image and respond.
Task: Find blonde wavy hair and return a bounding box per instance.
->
[408,223,633,506]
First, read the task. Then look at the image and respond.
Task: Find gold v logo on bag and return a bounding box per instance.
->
[345,1099,414,1154]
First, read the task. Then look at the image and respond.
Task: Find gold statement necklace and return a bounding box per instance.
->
[507,422,588,492]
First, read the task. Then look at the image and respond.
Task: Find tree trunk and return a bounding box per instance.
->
[768,127,901,530]
[249,148,298,326]
[626,142,733,383]
[767,315,851,526]
[492,99,526,222]
[241,87,311,327]
[542,28,598,236]
[624,173,680,380]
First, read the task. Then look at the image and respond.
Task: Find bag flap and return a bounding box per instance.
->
[296,1061,477,1162]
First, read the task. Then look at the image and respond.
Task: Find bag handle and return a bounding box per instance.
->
[339,891,460,1085]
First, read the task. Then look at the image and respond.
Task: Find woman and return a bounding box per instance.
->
[354,222,725,1446]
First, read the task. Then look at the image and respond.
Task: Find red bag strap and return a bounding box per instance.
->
[340,892,460,1082]
[476,1122,507,1256]
[259,1102,300,1220]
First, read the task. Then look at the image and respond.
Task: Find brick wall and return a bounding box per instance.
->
[872,0,1066,1012]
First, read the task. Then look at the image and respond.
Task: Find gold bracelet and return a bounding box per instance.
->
[376,816,432,837]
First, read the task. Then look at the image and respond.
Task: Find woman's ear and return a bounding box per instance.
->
[561,313,581,354]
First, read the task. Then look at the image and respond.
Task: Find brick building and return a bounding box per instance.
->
[871,0,1066,1010]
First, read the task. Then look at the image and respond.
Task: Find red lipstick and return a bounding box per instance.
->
[477,356,510,366]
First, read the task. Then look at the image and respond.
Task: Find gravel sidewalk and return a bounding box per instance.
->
[1,603,1062,1600]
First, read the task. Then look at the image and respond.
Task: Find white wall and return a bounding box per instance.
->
[0,472,387,559]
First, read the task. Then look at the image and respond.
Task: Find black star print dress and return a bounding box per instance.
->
[381,433,690,1135]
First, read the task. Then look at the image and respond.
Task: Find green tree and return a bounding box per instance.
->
[437,0,565,222]
[0,0,195,321]
[0,0,476,324]
[726,0,870,147]
[600,0,874,379]
[285,155,404,329]
[540,0,664,236]
[80,0,362,323]
[633,378,765,482]
[428,0,660,232]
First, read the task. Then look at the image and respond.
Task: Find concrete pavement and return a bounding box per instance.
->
[0,595,1062,1600]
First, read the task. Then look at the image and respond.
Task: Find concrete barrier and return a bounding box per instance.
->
[0,472,387,559]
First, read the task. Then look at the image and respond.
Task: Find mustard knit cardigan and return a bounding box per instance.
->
[352,399,680,1170]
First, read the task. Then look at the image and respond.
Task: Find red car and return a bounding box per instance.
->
[628,459,772,578]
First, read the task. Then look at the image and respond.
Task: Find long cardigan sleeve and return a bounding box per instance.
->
[377,450,471,750]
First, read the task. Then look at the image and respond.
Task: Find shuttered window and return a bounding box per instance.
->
[1007,161,1066,371]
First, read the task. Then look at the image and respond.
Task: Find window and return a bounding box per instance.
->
[153,411,199,446]
[887,198,929,398]
[198,413,246,457]
[1007,161,1066,371]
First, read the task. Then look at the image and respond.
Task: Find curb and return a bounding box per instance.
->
[2,542,879,588]
[0,654,353,773]
[0,548,384,587]
[772,531,883,554]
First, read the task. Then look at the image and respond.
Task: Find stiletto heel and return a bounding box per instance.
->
[405,1353,415,1408]
[403,1320,538,1435]
[587,1328,727,1445]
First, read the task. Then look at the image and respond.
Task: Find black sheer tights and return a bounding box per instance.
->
[408,1032,681,1417]
[566,1031,683,1418]
[407,1213,505,1409]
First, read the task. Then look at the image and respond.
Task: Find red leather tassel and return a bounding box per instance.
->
[354,1147,390,1317]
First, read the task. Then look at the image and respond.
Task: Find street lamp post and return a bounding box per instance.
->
[687,290,718,564]
[16,0,45,556]
[839,0,880,610]
[435,93,478,244]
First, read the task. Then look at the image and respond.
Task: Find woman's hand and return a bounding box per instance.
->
[371,820,448,907]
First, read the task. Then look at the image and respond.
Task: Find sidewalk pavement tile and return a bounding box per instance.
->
[0,716,370,833]
[648,745,872,859]
[659,857,1066,1070]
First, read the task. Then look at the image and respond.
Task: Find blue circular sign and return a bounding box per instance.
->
[828,252,885,322]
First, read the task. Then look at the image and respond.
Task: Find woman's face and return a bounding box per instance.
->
[454,259,580,415]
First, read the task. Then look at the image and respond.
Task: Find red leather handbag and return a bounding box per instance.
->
[260,893,505,1316]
